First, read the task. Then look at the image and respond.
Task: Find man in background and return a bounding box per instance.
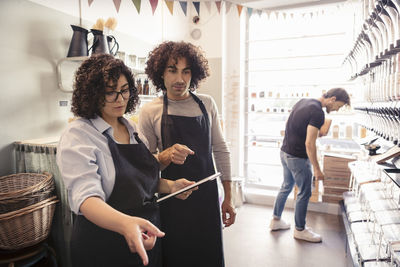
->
[269,88,350,242]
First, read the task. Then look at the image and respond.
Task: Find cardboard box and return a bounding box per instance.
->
[324,170,351,179]
[323,176,351,188]
[323,186,349,195]
[322,153,356,187]
[322,194,343,203]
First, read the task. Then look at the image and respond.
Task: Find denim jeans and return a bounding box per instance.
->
[272,150,312,230]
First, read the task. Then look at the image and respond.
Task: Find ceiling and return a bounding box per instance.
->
[227,0,348,10]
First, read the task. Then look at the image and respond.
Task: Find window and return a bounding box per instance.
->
[244,3,358,189]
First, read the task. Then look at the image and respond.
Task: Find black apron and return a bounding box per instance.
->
[70,130,161,267]
[160,92,224,267]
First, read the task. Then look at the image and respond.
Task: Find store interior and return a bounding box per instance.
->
[1,0,400,266]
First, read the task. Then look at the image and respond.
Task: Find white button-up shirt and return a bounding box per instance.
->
[56,115,149,214]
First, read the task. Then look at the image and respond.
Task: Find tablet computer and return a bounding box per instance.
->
[157,172,221,203]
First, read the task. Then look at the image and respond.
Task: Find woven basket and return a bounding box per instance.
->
[0,172,55,214]
[0,196,59,250]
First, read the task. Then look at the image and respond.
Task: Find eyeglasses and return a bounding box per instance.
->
[104,88,132,103]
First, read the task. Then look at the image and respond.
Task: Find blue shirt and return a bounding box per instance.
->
[56,115,149,214]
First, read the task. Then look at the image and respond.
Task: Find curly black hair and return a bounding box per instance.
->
[145,41,210,92]
[71,54,139,119]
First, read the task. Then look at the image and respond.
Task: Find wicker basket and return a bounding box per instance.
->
[0,172,55,214]
[0,196,59,250]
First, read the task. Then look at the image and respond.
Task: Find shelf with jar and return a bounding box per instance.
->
[248,100,296,114]
[248,89,312,99]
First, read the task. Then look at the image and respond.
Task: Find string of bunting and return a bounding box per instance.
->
[88,0,344,19]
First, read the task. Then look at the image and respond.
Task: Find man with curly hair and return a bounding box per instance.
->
[56,54,196,267]
[138,41,235,267]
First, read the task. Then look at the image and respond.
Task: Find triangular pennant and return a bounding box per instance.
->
[88,0,94,6]
[205,2,212,13]
[165,0,174,15]
[193,2,200,16]
[179,1,187,16]
[225,2,232,14]
[215,1,221,14]
[265,10,271,19]
[236,5,243,17]
[132,0,141,13]
[150,0,158,15]
[113,0,122,12]
[247,7,253,17]
[256,9,262,17]
[283,12,287,19]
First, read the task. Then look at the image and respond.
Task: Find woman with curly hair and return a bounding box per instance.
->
[56,54,196,267]
[139,41,236,267]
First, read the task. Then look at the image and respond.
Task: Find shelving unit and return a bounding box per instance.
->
[341,159,400,266]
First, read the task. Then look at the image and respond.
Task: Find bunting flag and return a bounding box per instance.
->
[204,2,212,13]
[247,7,253,18]
[236,5,243,17]
[179,1,187,16]
[150,0,158,14]
[113,0,122,12]
[193,2,200,16]
[132,0,141,13]
[165,0,174,15]
[85,0,269,19]
[225,2,232,14]
[282,12,287,19]
[215,1,221,13]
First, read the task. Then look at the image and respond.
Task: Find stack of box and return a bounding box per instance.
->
[322,153,356,203]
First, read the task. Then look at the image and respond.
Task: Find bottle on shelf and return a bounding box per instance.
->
[136,78,142,95]
[143,79,150,95]
[332,125,339,139]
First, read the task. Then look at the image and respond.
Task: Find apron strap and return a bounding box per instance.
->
[133,132,143,143]
[189,91,210,127]
[162,93,174,149]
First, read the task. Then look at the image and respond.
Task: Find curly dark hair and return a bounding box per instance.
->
[71,54,139,119]
[145,41,210,92]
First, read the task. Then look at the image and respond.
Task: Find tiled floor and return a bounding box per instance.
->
[223,204,352,267]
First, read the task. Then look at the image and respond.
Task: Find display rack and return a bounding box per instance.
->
[341,157,400,266]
